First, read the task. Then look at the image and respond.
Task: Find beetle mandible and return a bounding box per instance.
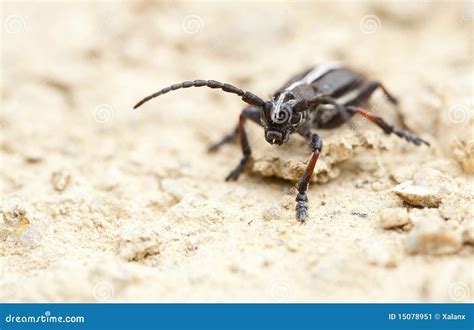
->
[134,62,429,221]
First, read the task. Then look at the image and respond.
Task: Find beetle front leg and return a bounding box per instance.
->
[208,107,261,153]
[225,108,260,181]
[207,128,238,152]
[295,133,322,221]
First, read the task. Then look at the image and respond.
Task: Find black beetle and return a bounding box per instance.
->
[134,62,429,221]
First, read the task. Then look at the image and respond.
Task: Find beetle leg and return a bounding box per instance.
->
[353,80,398,105]
[346,106,430,146]
[224,108,261,181]
[208,107,261,152]
[348,80,411,128]
[295,133,322,221]
[207,127,238,152]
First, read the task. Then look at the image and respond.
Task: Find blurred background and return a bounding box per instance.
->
[1,1,473,302]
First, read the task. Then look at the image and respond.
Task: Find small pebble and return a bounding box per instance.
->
[262,203,284,221]
[51,170,71,192]
[390,165,417,184]
[372,166,387,178]
[23,148,43,163]
[118,224,161,261]
[372,180,391,191]
[1,201,29,227]
[379,207,409,229]
[392,168,454,207]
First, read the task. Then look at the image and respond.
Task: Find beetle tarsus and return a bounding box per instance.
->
[294,134,322,221]
[225,156,249,181]
[295,193,309,221]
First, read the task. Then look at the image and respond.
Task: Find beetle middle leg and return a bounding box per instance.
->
[346,106,429,146]
[216,107,261,181]
[208,107,261,152]
[295,133,322,221]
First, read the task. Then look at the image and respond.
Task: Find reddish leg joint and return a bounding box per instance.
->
[347,107,429,146]
[296,134,322,221]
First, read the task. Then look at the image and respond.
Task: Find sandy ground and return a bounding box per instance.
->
[1,1,473,302]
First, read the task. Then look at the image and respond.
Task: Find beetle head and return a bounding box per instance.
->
[260,95,298,145]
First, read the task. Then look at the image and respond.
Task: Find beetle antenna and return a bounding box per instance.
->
[133,80,265,109]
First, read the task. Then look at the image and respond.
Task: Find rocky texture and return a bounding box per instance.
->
[1,2,473,303]
[452,140,474,173]
[392,168,455,207]
[251,131,390,183]
[403,208,466,255]
[379,207,409,229]
[51,169,71,192]
[118,224,161,262]
[364,239,403,268]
